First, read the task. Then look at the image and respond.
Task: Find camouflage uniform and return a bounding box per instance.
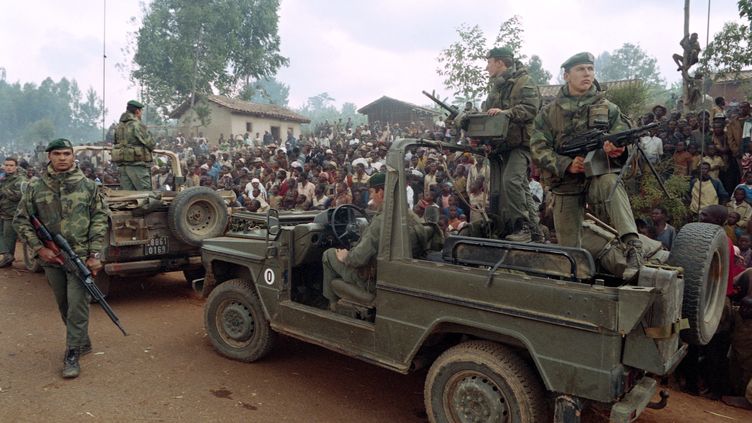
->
[322,211,426,306]
[483,62,541,239]
[113,109,155,190]
[0,170,27,263]
[13,163,108,350]
[530,84,638,249]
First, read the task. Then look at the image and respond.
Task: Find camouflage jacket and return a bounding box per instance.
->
[13,164,108,258]
[483,63,541,150]
[0,171,27,220]
[113,111,156,165]
[530,84,629,188]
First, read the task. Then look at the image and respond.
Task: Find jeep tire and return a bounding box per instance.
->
[168,186,228,247]
[204,279,276,362]
[668,222,728,346]
[425,341,548,423]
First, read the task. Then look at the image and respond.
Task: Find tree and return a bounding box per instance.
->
[239,77,289,106]
[702,1,752,78]
[0,76,104,146]
[527,55,552,85]
[436,23,488,101]
[594,43,664,86]
[603,81,650,120]
[437,17,550,101]
[131,0,288,113]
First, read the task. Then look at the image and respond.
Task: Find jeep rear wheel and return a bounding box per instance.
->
[204,279,276,362]
[23,242,42,273]
[669,222,728,346]
[425,341,548,423]
[168,186,229,247]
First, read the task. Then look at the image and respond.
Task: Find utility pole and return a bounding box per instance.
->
[682,0,690,110]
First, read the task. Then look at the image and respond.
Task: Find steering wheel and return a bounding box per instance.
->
[330,204,370,248]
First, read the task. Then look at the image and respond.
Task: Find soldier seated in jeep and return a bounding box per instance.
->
[322,173,429,312]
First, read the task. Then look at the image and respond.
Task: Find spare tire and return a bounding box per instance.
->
[168,186,229,247]
[668,222,728,346]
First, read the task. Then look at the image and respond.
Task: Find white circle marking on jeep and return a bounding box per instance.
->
[263,269,275,285]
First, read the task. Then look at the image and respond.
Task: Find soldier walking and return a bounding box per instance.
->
[0,157,26,267]
[13,139,109,378]
[530,52,643,279]
[113,100,156,190]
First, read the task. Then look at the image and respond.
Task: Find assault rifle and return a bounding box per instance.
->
[556,122,669,202]
[422,90,459,121]
[30,214,127,336]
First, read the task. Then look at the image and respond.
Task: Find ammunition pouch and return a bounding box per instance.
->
[112,145,153,164]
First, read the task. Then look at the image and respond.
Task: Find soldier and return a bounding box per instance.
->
[530,52,643,279]
[0,157,27,267]
[483,47,542,242]
[112,100,155,190]
[13,139,108,378]
[322,173,426,310]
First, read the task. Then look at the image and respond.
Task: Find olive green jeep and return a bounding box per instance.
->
[197,135,727,423]
[24,146,232,295]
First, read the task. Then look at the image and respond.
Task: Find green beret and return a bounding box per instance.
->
[487,47,514,59]
[561,52,594,71]
[369,173,386,188]
[45,138,73,152]
[127,99,144,109]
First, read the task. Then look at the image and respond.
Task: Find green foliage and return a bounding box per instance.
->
[527,55,552,85]
[0,77,104,147]
[239,77,289,107]
[436,17,552,101]
[701,1,752,78]
[630,159,691,228]
[595,43,664,86]
[436,23,488,101]
[131,0,288,114]
[603,81,650,120]
[295,93,367,136]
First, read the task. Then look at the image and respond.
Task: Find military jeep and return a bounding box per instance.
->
[197,135,727,423]
[24,146,232,295]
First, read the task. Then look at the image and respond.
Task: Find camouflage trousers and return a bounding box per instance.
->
[0,218,18,257]
[552,173,638,248]
[42,265,91,349]
[119,164,152,191]
[498,148,534,233]
[322,248,369,305]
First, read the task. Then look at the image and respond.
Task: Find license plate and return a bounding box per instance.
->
[143,237,169,256]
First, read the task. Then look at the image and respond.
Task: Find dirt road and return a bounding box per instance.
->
[1,260,750,422]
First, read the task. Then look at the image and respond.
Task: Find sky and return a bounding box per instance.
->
[0,0,744,127]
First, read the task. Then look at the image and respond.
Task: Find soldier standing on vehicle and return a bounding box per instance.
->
[112,100,156,190]
[483,47,542,242]
[530,52,643,279]
[0,157,27,268]
[13,139,108,378]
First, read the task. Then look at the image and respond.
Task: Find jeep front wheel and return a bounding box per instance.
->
[425,341,548,423]
[204,278,276,362]
[168,186,229,246]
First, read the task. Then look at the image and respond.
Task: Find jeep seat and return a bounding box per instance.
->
[331,278,375,307]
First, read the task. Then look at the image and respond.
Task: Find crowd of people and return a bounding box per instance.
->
[1,79,751,402]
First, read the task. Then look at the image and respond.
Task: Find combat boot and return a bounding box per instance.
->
[78,343,92,356]
[623,239,644,280]
[0,254,13,268]
[62,348,80,379]
[505,222,532,243]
